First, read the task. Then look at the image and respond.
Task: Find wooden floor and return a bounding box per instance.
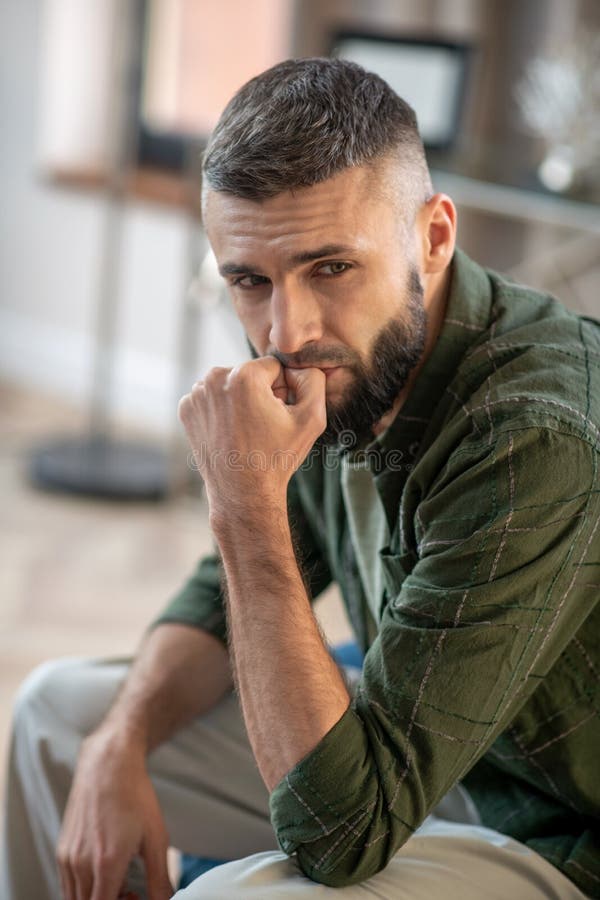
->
[0,381,352,812]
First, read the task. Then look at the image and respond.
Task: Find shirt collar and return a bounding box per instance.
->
[372,247,493,462]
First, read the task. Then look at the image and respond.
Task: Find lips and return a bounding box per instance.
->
[282,362,344,380]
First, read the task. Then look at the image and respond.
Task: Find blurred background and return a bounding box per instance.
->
[1,0,600,814]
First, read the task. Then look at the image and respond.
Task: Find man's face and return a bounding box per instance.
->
[203,161,428,447]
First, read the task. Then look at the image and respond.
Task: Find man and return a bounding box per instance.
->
[2,58,598,900]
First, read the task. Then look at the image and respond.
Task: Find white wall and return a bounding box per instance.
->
[0,0,246,437]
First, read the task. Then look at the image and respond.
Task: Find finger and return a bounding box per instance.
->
[226,356,285,402]
[72,863,94,900]
[272,385,289,402]
[257,354,285,381]
[90,861,130,900]
[235,355,283,387]
[142,839,173,900]
[285,366,326,407]
[57,858,76,900]
[177,392,192,424]
[271,364,289,402]
[203,365,232,389]
[271,365,287,391]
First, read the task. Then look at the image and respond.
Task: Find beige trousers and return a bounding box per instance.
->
[0,657,587,899]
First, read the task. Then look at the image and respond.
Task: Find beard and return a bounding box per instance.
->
[248,265,427,450]
[318,267,426,448]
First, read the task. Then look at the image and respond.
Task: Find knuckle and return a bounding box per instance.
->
[70,853,90,878]
[94,847,117,871]
[204,365,229,386]
[229,362,253,386]
[177,394,192,422]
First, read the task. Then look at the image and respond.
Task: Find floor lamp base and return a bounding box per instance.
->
[29,436,171,501]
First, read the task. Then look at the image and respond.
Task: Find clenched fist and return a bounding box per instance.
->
[178,356,326,524]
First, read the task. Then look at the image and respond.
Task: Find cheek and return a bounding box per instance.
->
[337,312,375,353]
[234,301,271,352]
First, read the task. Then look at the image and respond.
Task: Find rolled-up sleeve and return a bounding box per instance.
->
[269,425,600,887]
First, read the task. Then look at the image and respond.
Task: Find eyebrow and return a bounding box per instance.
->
[218,243,356,277]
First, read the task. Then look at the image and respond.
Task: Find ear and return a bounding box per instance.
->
[418,193,457,276]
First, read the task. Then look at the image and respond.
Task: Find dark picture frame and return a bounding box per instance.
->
[330,29,473,153]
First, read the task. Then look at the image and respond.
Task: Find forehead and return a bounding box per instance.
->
[203,163,398,263]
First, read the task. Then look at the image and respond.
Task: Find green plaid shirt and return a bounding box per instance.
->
[155,249,600,895]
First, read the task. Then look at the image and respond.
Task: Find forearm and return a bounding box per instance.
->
[95,622,233,755]
[215,507,350,791]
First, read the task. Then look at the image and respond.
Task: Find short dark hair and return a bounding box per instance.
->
[202,57,432,203]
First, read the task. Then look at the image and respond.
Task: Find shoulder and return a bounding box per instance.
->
[451,269,600,446]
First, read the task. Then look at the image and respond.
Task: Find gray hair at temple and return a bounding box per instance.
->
[201,57,433,222]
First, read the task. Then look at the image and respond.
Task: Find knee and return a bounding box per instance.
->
[13,658,70,719]
[11,657,95,743]
[174,851,305,899]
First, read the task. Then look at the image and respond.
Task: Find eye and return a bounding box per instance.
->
[317,261,351,276]
[231,273,271,289]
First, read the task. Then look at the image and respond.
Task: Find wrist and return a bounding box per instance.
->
[209,494,289,542]
[88,714,149,759]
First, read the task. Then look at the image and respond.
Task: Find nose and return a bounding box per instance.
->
[268,281,323,355]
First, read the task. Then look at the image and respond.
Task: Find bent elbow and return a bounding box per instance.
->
[292,816,408,888]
